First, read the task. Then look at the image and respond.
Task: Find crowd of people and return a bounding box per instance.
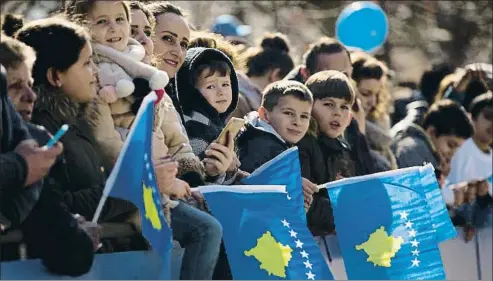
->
[1,1,492,279]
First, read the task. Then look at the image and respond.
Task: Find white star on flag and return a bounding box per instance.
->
[399,211,408,220]
[281,219,290,228]
[289,229,298,238]
[300,250,309,259]
[287,194,292,200]
[408,229,417,238]
[410,239,420,247]
[411,258,420,267]
[405,221,414,229]
[306,271,315,280]
[412,249,420,256]
[144,153,148,161]
[295,239,304,248]
[303,260,313,269]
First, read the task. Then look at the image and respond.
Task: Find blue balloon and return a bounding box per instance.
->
[336,1,389,53]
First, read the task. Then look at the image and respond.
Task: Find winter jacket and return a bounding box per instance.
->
[30,85,137,223]
[0,65,34,229]
[391,123,440,170]
[297,133,355,236]
[236,111,289,173]
[91,40,204,183]
[13,124,94,276]
[228,72,262,120]
[176,47,239,184]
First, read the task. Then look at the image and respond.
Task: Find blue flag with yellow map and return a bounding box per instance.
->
[200,185,334,280]
[241,147,306,222]
[102,92,172,279]
[325,165,450,280]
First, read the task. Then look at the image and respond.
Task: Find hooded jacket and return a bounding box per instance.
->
[176,48,239,156]
[176,47,239,184]
[236,111,290,173]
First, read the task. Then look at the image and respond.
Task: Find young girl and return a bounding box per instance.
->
[64,1,205,196]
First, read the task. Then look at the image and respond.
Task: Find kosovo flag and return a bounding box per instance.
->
[324,165,451,280]
[99,92,172,279]
[241,147,306,222]
[200,185,334,280]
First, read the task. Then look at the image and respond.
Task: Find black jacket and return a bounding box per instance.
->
[22,124,94,276]
[0,65,33,229]
[176,47,239,159]
[298,133,362,236]
[236,112,290,173]
[31,86,137,222]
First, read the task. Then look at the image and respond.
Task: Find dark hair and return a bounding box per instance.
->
[129,1,156,29]
[241,32,294,79]
[305,70,355,104]
[64,0,131,25]
[0,35,36,70]
[303,37,350,75]
[189,30,240,68]
[1,14,24,37]
[351,57,385,82]
[422,99,474,138]
[191,60,231,87]
[262,80,313,112]
[146,2,186,22]
[419,62,455,105]
[469,91,493,120]
[15,17,90,87]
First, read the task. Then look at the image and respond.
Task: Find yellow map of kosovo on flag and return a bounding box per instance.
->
[355,226,404,267]
[244,231,293,277]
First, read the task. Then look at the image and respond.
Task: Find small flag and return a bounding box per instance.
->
[241,147,306,222]
[94,92,172,279]
[200,185,333,280]
[324,165,451,280]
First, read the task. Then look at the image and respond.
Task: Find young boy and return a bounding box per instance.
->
[391,99,474,173]
[444,92,493,230]
[447,92,493,191]
[175,47,239,184]
[236,80,313,173]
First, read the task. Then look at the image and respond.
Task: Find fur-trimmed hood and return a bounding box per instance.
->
[33,84,99,126]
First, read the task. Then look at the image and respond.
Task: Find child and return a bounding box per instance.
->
[236,80,313,173]
[391,99,474,174]
[446,92,492,192]
[444,92,493,230]
[297,70,357,237]
[65,1,205,192]
[175,47,239,184]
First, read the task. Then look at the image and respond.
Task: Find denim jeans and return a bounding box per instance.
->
[171,202,223,280]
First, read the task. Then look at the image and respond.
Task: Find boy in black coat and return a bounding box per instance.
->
[236,80,313,173]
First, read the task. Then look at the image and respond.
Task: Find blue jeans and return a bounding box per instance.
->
[171,202,223,280]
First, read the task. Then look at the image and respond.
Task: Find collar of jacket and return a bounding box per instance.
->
[244,111,286,144]
[33,84,98,126]
[319,133,351,152]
